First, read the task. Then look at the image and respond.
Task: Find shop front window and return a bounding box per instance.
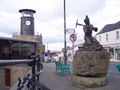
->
[106,34,108,41]
[116,31,119,40]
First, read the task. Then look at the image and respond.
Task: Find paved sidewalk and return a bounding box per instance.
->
[0,87,9,90]
[39,62,120,90]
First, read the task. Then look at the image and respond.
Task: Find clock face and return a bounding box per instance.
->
[26,20,31,25]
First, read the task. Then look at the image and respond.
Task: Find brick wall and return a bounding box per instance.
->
[0,65,31,89]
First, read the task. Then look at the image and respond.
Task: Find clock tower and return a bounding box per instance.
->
[19,9,36,35]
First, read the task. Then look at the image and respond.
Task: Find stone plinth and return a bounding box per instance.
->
[72,50,110,87]
[72,75,107,88]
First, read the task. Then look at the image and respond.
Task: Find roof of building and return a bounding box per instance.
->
[0,36,39,43]
[19,9,36,13]
[96,21,120,35]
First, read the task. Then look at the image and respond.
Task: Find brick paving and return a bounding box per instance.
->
[39,61,120,90]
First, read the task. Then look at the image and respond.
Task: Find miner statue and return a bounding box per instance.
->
[76,15,103,51]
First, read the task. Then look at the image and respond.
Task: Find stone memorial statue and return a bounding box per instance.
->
[72,15,110,88]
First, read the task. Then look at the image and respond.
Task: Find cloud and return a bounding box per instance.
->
[0,11,20,34]
[46,42,72,51]
[35,17,64,43]
[0,0,120,51]
[66,0,106,17]
[91,0,120,31]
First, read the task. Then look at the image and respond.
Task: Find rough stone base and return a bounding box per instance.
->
[73,50,110,76]
[71,74,107,88]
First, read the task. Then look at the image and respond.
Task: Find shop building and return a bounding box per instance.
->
[95,21,120,60]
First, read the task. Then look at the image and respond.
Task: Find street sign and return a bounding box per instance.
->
[69,34,77,42]
[44,52,48,56]
[66,28,75,34]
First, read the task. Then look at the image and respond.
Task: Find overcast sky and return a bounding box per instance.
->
[0,0,120,51]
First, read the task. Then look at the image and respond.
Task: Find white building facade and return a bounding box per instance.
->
[96,21,120,60]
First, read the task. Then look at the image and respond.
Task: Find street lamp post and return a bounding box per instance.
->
[64,0,67,64]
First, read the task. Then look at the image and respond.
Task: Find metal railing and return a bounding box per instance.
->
[0,59,33,67]
[0,59,50,90]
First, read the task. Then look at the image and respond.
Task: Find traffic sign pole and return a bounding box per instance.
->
[69,34,77,62]
[72,41,74,62]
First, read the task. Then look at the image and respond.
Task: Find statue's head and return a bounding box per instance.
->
[84,15,90,25]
